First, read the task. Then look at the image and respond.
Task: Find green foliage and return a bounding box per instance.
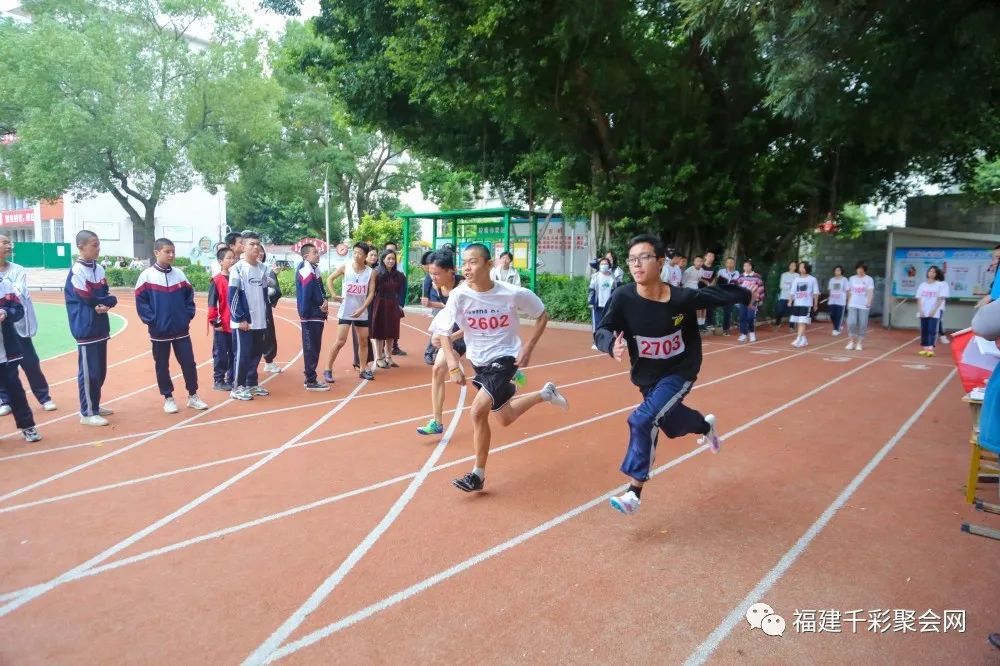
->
[834,204,869,241]
[417,158,479,210]
[173,257,192,267]
[276,265,296,297]
[185,265,211,292]
[104,268,142,287]
[969,157,1000,205]
[535,274,590,323]
[0,0,282,261]
[355,211,420,251]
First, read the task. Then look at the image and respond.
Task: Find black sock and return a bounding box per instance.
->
[629,484,643,498]
[699,420,711,435]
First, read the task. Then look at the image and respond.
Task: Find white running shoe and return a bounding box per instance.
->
[699,413,721,453]
[737,334,747,342]
[940,335,950,344]
[99,407,114,416]
[187,394,208,410]
[792,337,802,347]
[0,405,10,416]
[163,397,179,414]
[832,329,841,336]
[80,415,109,426]
[799,336,809,347]
[230,386,253,401]
[856,342,863,351]
[42,400,57,411]
[591,344,598,351]
[263,362,282,373]
[845,341,855,350]
[540,382,569,410]
[610,490,641,515]
[749,333,757,343]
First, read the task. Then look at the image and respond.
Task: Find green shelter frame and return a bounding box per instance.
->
[397,207,551,291]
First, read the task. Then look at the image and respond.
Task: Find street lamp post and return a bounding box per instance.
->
[323,165,330,272]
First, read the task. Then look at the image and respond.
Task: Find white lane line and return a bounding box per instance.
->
[683,369,955,665]
[0,346,602,462]
[0,367,631,513]
[0,338,304,500]
[0,379,368,617]
[47,351,151,387]
[0,334,856,602]
[264,338,919,661]
[245,385,468,664]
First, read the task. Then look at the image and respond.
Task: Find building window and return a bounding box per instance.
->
[54,220,64,243]
[41,220,50,242]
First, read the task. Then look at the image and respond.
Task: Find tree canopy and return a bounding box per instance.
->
[0,0,282,259]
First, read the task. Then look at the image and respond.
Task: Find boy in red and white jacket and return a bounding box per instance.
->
[135,238,207,414]
[207,246,236,392]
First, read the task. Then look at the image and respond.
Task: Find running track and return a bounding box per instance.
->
[0,291,996,664]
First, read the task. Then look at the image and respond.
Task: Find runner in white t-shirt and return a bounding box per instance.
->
[323,242,378,382]
[826,265,849,336]
[916,265,949,357]
[431,243,569,493]
[788,261,820,347]
[845,262,875,351]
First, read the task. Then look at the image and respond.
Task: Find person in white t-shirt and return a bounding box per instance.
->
[431,243,569,493]
[589,258,617,348]
[773,261,799,330]
[489,251,521,287]
[826,265,849,336]
[916,265,949,357]
[845,261,875,351]
[788,261,820,347]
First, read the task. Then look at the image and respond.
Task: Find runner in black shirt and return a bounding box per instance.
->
[594,234,750,515]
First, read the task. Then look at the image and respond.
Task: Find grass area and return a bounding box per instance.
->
[34,302,126,360]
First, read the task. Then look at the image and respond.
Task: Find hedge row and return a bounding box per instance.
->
[105,266,211,292]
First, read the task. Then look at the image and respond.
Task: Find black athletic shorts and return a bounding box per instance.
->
[338,318,369,327]
[471,355,518,412]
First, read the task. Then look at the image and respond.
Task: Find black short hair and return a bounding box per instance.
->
[384,241,398,250]
[432,251,455,270]
[927,264,944,281]
[353,241,371,255]
[420,250,435,265]
[300,243,315,257]
[833,264,844,275]
[464,243,491,260]
[216,247,234,262]
[743,259,754,270]
[224,232,241,246]
[855,261,867,271]
[627,234,665,258]
[241,231,260,240]
[498,251,514,261]
[75,230,98,248]
[153,238,174,252]
[798,260,812,274]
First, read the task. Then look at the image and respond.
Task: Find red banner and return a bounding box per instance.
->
[0,209,34,227]
[291,237,328,255]
[949,327,998,393]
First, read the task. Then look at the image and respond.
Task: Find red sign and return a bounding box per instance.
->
[291,237,328,255]
[0,209,34,228]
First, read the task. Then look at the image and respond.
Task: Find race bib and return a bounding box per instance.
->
[636,331,685,360]
[466,313,511,331]
[346,282,367,296]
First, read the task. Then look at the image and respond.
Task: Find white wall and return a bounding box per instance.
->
[59,185,226,261]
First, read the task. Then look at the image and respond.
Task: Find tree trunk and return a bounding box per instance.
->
[134,205,156,263]
[724,220,741,261]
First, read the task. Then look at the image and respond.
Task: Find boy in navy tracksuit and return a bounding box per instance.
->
[295,243,330,391]
[227,233,269,401]
[134,238,208,414]
[65,230,118,427]
[0,280,41,441]
[208,246,236,391]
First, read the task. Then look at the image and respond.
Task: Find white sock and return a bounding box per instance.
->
[472,467,485,480]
